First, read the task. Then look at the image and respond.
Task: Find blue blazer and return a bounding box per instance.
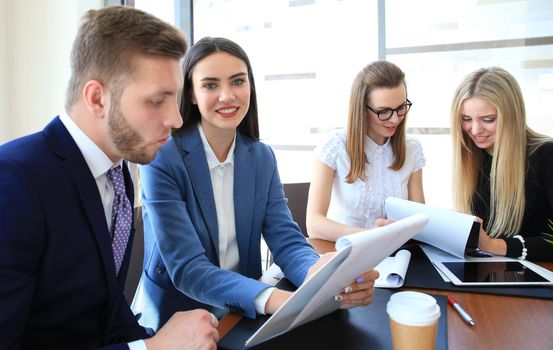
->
[0,117,147,350]
[133,127,319,330]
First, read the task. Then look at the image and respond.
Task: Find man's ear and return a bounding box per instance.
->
[82,80,108,118]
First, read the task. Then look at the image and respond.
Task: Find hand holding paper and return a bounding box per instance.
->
[245,214,429,348]
[307,252,380,308]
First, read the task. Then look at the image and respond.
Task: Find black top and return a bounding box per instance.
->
[472,141,553,261]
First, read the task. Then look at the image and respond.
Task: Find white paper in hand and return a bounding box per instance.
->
[245,213,429,348]
[385,197,475,258]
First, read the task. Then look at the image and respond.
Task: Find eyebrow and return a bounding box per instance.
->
[199,72,247,82]
[461,114,497,118]
[146,90,178,98]
[375,101,408,109]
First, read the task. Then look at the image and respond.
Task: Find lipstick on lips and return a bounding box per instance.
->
[217,106,239,119]
[472,135,488,144]
[385,125,397,133]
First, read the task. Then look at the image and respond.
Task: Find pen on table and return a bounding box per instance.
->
[448,297,475,326]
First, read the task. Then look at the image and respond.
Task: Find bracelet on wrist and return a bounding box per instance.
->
[513,235,527,260]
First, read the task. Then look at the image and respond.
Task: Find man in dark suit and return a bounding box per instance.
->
[0,6,218,350]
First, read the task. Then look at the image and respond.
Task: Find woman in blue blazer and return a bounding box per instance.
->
[132,37,379,331]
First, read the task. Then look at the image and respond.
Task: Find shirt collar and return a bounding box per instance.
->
[197,123,236,170]
[59,112,121,179]
[364,135,393,159]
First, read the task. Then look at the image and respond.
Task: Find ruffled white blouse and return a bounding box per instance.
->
[315,129,425,229]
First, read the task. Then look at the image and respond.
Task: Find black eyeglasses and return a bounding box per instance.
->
[366,99,413,121]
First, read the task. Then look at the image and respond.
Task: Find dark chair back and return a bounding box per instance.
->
[124,206,144,303]
[283,182,310,237]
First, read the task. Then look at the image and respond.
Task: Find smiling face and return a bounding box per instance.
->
[106,55,184,164]
[366,85,407,145]
[460,96,498,154]
[189,51,251,138]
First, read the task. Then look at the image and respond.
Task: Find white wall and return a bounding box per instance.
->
[0,0,9,143]
[1,0,102,144]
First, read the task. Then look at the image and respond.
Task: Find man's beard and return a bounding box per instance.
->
[108,101,155,165]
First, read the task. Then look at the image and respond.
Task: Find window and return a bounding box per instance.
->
[192,0,379,182]
[141,0,553,208]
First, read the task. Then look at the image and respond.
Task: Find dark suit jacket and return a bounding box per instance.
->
[0,117,147,349]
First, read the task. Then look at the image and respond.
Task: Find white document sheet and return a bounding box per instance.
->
[385,197,475,258]
[245,213,429,348]
[374,249,411,288]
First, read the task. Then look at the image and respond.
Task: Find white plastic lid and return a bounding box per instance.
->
[386,291,441,326]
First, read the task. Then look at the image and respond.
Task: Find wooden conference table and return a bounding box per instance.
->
[218,238,553,349]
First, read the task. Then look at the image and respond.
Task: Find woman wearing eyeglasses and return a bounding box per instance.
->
[451,67,553,261]
[306,61,425,241]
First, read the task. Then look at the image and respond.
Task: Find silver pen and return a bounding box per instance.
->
[448,297,475,326]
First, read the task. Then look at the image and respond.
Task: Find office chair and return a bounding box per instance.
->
[283,182,310,237]
[263,182,311,270]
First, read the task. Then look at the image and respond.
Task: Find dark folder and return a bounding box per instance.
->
[218,282,448,350]
[403,244,553,299]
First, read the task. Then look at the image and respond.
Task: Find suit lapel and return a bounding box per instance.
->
[44,117,117,293]
[175,129,220,260]
[233,133,256,274]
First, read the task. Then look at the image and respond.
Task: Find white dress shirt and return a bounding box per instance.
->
[59,112,123,230]
[59,113,145,350]
[198,124,239,271]
[198,123,274,314]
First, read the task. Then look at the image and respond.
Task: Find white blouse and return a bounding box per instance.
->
[315,129,425,229]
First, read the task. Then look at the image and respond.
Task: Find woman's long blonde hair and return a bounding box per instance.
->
[345,61,407,183]
[451,67,551,238]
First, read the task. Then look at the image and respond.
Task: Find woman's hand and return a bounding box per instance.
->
[306,253,379,309]
[476,217,507,256]
[336,269,379,309]
[374,218,393,228]
[305,252,335,280]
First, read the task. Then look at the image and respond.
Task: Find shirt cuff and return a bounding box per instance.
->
[128,340,147,350]
[254,287,276,315]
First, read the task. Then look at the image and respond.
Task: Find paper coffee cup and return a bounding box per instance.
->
[386,291,441,350]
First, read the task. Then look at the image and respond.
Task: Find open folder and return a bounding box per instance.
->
[245,213,429,348]
[385,197,476,258]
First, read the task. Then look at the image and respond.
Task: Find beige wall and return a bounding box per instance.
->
[0,0,102,144]
[0,0,9,142]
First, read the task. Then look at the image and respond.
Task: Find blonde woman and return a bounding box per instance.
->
[451,67,553,261]
[307,61,425,241]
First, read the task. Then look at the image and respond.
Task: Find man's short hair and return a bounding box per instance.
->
[65,6,187,109]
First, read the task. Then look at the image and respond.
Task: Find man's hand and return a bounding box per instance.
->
[144,309,219,350]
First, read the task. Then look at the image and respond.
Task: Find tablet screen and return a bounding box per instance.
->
[441,261,549,283]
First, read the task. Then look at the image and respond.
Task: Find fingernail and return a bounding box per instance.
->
[344,286,353,294]
[356,277,365,283]
[334,295,343,301]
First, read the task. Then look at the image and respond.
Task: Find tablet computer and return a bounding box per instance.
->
[434,260,553,286]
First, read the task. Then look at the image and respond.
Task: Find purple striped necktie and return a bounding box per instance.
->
[107,165,132,275]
